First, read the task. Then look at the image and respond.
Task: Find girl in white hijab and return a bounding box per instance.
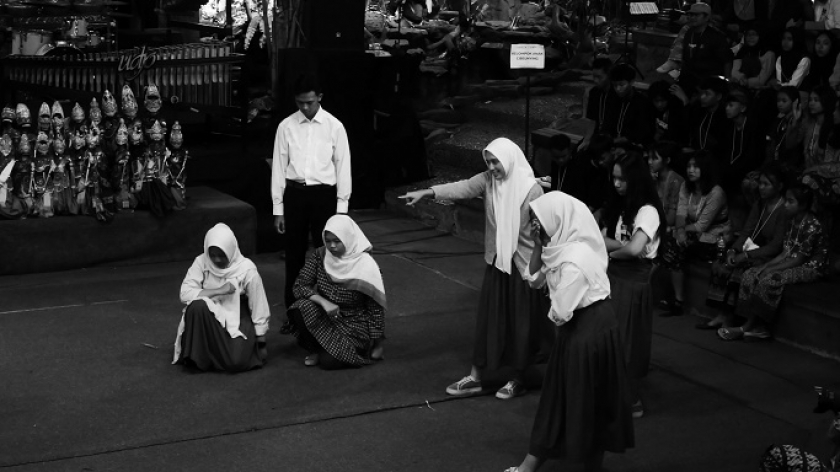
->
[504,192,634,472]
[173,223,271,372]
[400,137,553,401]
[287,214,386,369]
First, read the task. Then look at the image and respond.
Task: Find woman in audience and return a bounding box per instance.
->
[649,141,685,233]
[601,152,665,419]
[764,86,802,169]
[731,26,776,90]
[287,214,386,369]
[770,28,810,91]
[802,32,839,93]
[505,191,633,472]
[400,137,551,400]
[718,184,829,341]
[792,84,837,170]
[701,163,789,329]
[660,151,732,317]
[173,223,271,372]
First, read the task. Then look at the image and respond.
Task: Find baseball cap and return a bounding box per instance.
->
[688,2,711,15]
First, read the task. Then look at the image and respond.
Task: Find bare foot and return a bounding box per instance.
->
[304,353,319,366]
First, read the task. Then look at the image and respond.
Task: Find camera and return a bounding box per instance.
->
[814,386,840,414]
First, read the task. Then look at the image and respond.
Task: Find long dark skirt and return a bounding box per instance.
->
[176,298,264,373]
[529,300,634,461]
[473,262,553,372]
[607,259,655,381]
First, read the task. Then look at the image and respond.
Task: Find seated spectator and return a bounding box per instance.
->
[648,141,685,232]
[791,84,836,170]
[701,163,789,329]
[601,151,665,419]
[573,133,615,217]
[679,2,733,91]
[287,215,386,369]
[583,57,615,138]
[660,151,732,317]
[534,132,574,192]
[814,90,840,164]
[647,81,688,144]
[173,223,271,372]
[810,0,840,31]
[673,76,730,154]
[722,87,764,202]
[770,28,811,91]
[803,32,838,93]
[718,184,829,341]
[400,0,440,26]
[603,63,655,147]
[731,26,776,89]
[764,86,803,169]
[656,23,690,78]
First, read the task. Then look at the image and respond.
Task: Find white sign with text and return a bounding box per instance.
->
[510,44,545,70]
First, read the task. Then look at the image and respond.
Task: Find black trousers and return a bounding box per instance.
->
[283,181,337,308]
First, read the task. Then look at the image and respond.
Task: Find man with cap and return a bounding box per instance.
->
[680,2,732,90]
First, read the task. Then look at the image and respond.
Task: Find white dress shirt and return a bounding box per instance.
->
[525,263,610,326]
[271,107,352,216]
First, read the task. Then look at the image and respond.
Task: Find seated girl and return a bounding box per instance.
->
[770,28,810,92]
[701,163,789,329]
[731,26,775,90]
[601,151,665,419]
[648,141,685,234]
[718,184,829,341]
[660,151,732,317]
[173,223,271,372]
[288,214,386,370]
[764,86,802,170]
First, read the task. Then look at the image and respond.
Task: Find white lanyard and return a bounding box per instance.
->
[731,117,747,164]
[751,197,782,241]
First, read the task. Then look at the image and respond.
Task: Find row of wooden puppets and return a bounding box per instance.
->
[0,84,190,222]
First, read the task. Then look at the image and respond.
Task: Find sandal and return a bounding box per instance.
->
[743,330,772,342]
[717,327,744,341]
[304,354,319,366]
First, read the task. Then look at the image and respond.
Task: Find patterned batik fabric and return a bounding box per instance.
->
[759,444,827,472]
[290,249,385,366]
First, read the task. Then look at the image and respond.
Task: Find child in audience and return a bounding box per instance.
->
[765,86,802,168]
[718,184,828,341]
[173,223,271,372]
[603,63,655,147]
[792,84,836,170]
[674,76,730,154]
[649,141,685,233]
[731,26,776,90]
[722,87,764,199]
[660,151,732,317]
[400,137,552,400]
[601,152,665,419]
[648,81,688,144]
[701,163,789,329]
[771,28,810,91]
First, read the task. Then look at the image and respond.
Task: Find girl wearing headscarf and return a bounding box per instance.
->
[731,26,775,89]
[400,137,552,401]
[287,214,386,370]
[772,28,810,90]
[505,192,634,472]
[803,32,838,92]
[173,223,271,372]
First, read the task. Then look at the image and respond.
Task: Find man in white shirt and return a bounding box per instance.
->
[271,74,352,330]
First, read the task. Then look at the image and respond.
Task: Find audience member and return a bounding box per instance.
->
[603,63,655,147]
[679,2,733,90]
[765,86,802,168]
[601,152,665,420]
[534,132,574,192]
[677,76,730,153]
[701,163,789,329]
[803,32,839,92]
[731,26,776,89]
[583,57,615,138]
[721,87,764,232]
[400,138,552,400]
[771,28,811,90]
[649,141,686,232]
[792,84,837,170]
[576,133,616,218]
[647,81,688,144]
[718,184,829,341]
[287,215,386,369]
[660,151,732,317]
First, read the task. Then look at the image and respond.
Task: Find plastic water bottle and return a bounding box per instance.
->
[716,234,726,261]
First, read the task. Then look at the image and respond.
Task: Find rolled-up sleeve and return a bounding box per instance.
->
[179,257,205,305]
[244,269,271,337]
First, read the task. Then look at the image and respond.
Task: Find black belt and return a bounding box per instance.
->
[286,180,333,189]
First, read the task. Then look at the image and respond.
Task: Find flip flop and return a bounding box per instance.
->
[717,327,744,341]
[743,330,772,342]
[304,354,319,366]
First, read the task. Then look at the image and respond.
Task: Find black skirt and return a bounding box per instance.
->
[176,298,264,373]
[529,299,634,461]
[607,259,655,380]
[473,262,554,372]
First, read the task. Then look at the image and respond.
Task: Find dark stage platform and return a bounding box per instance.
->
[0,186,256,276]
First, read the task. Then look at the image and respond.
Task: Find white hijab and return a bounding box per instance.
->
[529,192,610,292]
[485,137,536,274]
[322,215,387,308]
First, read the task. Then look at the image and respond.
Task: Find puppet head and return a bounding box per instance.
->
[51,101,65,132]
[169,120,183,149]
[121,85,138,119]
[89,98,102,126]
[144,84,162,114]
[0,134,12,157]
[102,89,118,117]
[71,102,85,124]
[115,118,129,146]
[38,102,51,132]
[16,103,32,128]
